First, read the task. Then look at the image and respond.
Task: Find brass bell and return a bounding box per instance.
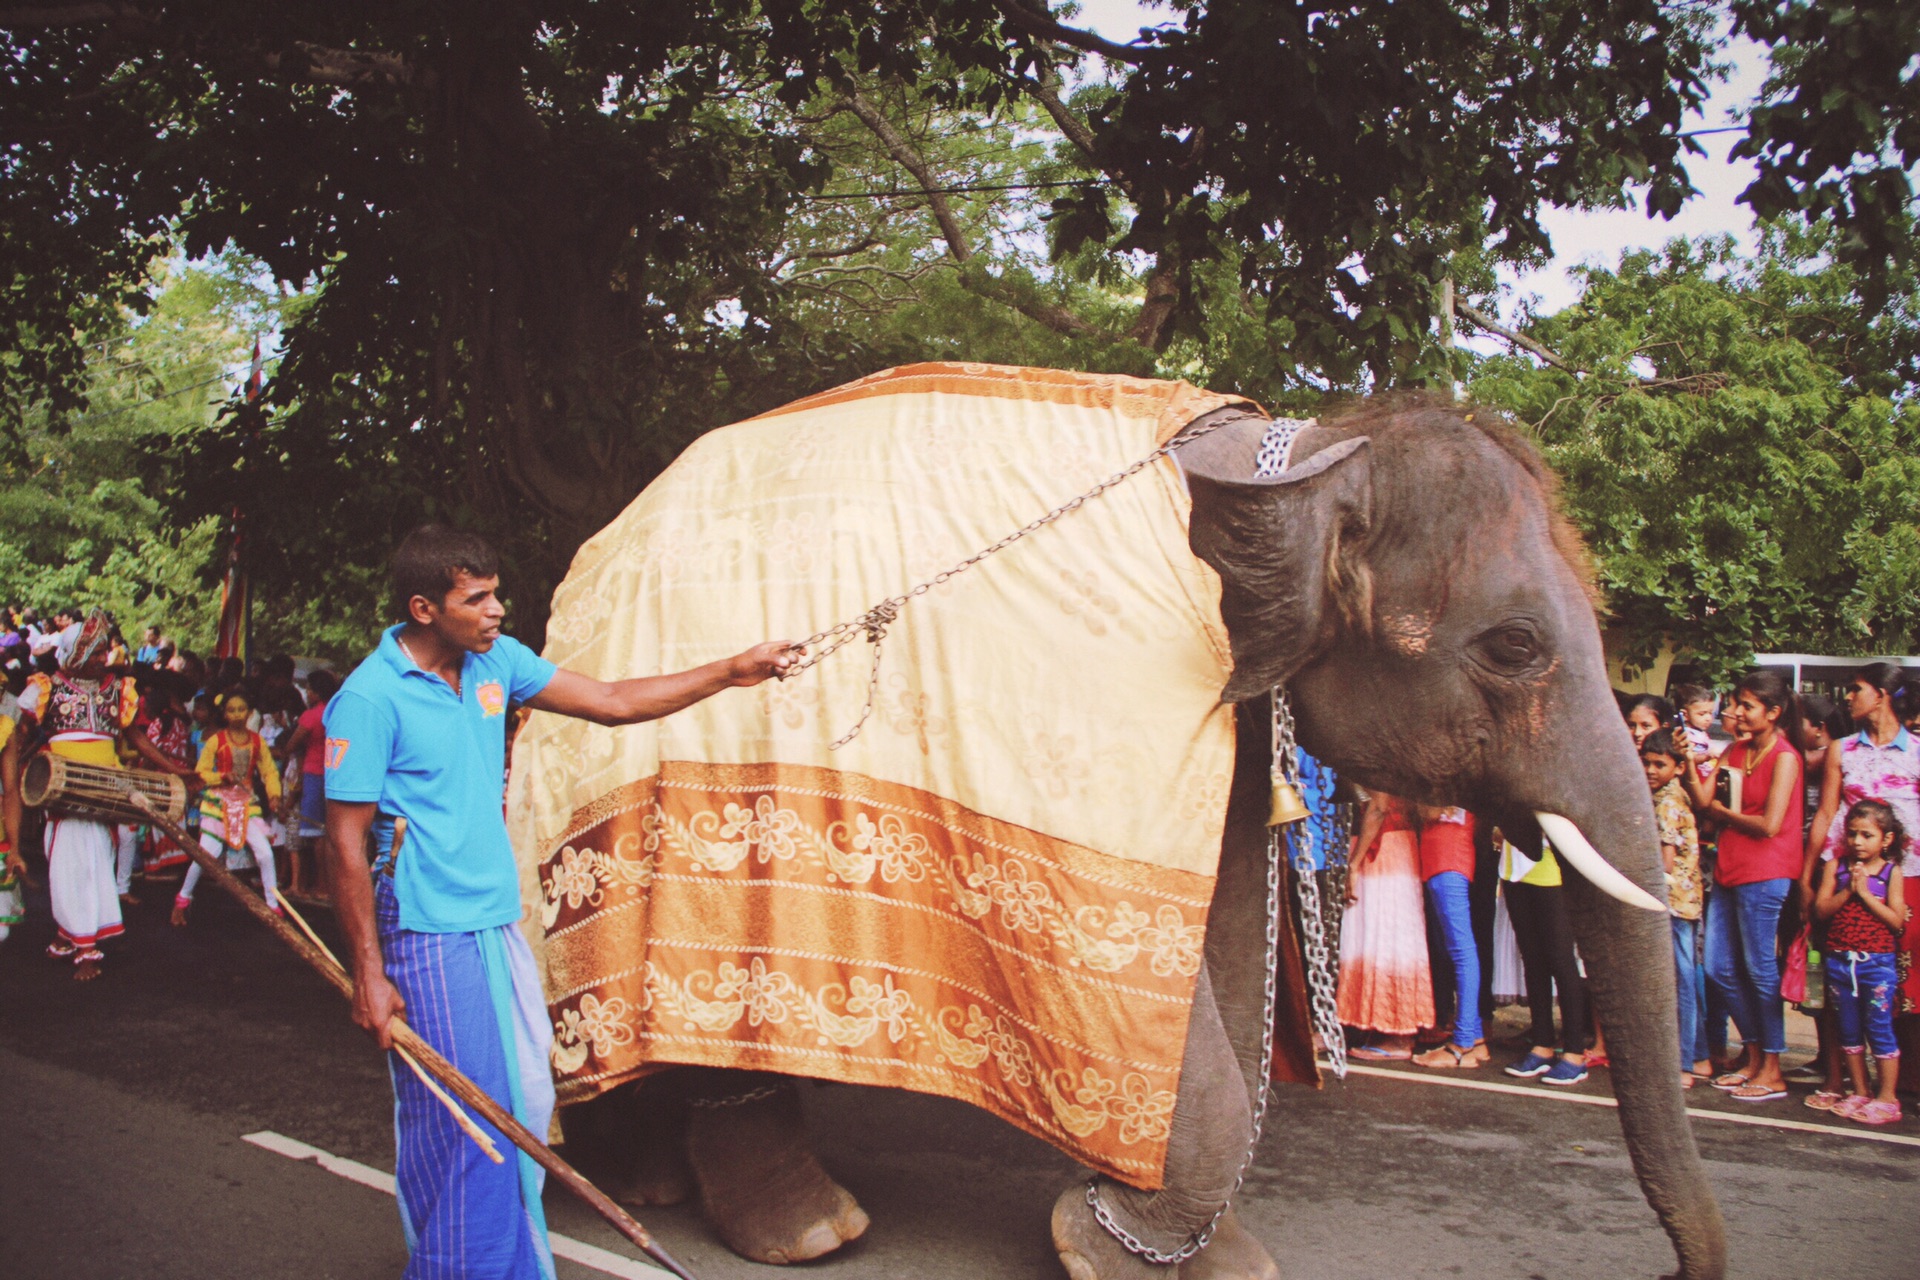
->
[1268,778,1311,827]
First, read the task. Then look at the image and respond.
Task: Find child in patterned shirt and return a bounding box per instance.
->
[1644,729,1705,1087]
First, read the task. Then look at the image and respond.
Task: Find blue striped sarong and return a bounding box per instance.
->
[376,878,557,1280]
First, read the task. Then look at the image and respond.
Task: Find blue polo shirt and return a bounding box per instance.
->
[325,625,556,934]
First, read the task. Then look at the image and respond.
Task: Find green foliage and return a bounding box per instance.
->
[0,255,338,655]
[1468,224,1920,681]
[1731,0,1920,306]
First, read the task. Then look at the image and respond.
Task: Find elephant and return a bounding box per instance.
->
[559,392,1728,1280]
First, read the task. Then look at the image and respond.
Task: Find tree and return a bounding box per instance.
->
[1465,223,1920,681]
[4,3,1911,644]
[0,254,266,650]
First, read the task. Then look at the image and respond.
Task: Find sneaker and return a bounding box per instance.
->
[1541,1057,1590,1086]
[1505,1051,1554,1078]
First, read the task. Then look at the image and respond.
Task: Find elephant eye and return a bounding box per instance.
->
[1477,623,1542,671]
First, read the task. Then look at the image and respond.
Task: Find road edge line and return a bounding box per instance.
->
[1336,1064,1920,1148]
[242,1131,671,1278]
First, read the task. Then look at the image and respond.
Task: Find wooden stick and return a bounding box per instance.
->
[275,892,505,1165]
[129,792,697,1280]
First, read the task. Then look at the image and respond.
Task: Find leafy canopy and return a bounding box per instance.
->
[1467,223,1920,682]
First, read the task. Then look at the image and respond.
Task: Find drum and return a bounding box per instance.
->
[20,754,188,826]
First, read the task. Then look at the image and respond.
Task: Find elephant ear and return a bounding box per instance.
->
[1177,416,1373,701]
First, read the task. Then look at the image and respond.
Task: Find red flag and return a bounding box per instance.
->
[212,528,247,662]
[245,338,264,402]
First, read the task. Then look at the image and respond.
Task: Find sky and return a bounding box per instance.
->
[1072,0,1771,321]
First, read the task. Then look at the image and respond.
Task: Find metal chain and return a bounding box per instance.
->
[1084,689,1286,1267]
[1270,693,1347,1081]
[1322,802,1353,968]
[687,1083,785,1110]
[779,411,1255,748]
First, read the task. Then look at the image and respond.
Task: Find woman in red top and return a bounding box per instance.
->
[1699,670,1804,1102]
[1412,807,1483,1068]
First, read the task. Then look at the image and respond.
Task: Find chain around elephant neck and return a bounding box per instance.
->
[777,409,1256,749]
[1084,686,1290,1266]
[1273,691,1348,1081]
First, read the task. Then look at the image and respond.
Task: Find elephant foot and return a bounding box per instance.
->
[1178,1210,1278,1280]
[686,1078,868,1264]
[1052,1186,1275,1280]
[612,1095,692,1208]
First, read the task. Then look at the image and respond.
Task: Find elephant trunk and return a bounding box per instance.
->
[1540,753,1729,1280]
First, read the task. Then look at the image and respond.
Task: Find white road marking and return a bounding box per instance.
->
[243,1131,671,1279]
[1338,1064,1920,1148]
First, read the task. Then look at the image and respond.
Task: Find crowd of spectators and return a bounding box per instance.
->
[1325,662,1920,1127]
[0,604,338,976]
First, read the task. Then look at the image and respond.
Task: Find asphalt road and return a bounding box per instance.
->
[3,879,1914,1280]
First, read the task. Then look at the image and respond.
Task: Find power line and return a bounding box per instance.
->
[801,178,1102,202]
[62,371,234,428]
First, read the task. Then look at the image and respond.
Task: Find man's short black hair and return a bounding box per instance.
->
[391,524,500,619]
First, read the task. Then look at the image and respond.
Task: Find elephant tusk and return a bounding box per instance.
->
[1534,812,1668,913]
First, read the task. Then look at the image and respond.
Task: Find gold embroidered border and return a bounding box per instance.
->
[538,761,1216,1188]
[744,361,1253,445]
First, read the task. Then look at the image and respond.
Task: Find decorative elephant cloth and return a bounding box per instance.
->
[508,363,1255,1189]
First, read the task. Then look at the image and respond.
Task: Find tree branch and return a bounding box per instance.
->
[0,4,143,25]
[262,43,414,87]
[840,91,975,263]
[1455,301,1583,375]
[990,0,1166,64]
[840,90,1096,338]
[1024,70,1098,162]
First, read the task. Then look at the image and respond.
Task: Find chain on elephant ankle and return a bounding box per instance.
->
[1084,1177,1222,1266]
[687,1082,785,1110]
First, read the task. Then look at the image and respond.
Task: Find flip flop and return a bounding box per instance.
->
[1414,1042,1488,1069]
[1710,1071,1752,1090]
[1804,1090,1845,1111]
[1349,1044,1414,1061]
[1729,1083,1787,1103]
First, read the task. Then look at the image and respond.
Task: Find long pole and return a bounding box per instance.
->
[129,793,696,1280]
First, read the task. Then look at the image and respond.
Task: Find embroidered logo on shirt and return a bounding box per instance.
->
[478,682,506,718]
[325,737,350,770]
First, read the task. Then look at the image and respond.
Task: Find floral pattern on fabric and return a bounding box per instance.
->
[537,761,1212,1188]
[1654,779,1702,921]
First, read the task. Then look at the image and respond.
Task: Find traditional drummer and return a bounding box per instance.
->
[323,525,796,1280]
[17,610,139,980]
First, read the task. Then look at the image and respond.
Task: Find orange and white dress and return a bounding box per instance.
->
[1336,795,1435,1035]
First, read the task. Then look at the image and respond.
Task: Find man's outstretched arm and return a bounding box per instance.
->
[527,641,799,727]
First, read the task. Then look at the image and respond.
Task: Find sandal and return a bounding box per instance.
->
[1851,1099,1903,1126]
[1729,1083,1787,1103]
[1804,1090,1845,1112]
[1711,1071,1752,1091]
[1830,1094,1871,1121]
[1349,1043,1414,1061]
[1414,1042,1488,1069]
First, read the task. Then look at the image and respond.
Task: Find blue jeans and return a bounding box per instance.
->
[1672,917,1701,1070]
[1426,872,1482,1048]
[1825,950,1901,1059]
[1704,878,1791,1056]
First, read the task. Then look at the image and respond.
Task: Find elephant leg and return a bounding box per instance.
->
[558,1077,692,1208]
[683,1067,870,1264]
[1052,967,1274,1280]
